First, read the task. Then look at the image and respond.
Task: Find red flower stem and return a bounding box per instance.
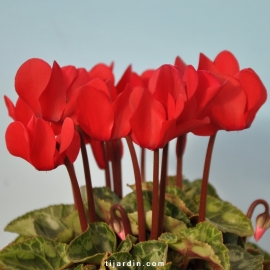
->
[242,199,269,243]
[150,148,159,240]
[64,156,88,232]
[141,148,146,182]
[103,142,111,189]
[109,141,122,198]
[125,135,146,242]
[158,143,169,236]
[198,134,216,223]
[246,199,269,219]
[77,127,96,223]
[176,134,186,188]
[115,140,123,198]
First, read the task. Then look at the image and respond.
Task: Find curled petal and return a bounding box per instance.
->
[141,69,155,89]
[15,58,51,116]
[183,65,198,100]
[89,63,114,85]
[61,65,78,90]
[90,139,106,169]
[39,61,66,122]
[59,117,74,153]
[149,64,186,105]
[66,131,80,164]
[5,121,29,162]
[198,53,219,73]
[29,119,55,170]
[214,50,240,76]
[237,68,267,118]
[4,96,15,120]
[130,89,166,149]
[211,78,247,131]
[111,84,133,139]
[174,56,187,73]
[67,68,90,100]
[76,85,114,141]
[15,98,35,126]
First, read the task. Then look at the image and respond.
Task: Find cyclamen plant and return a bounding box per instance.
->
[1,51,270,270]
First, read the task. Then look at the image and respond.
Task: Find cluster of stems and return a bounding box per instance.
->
[65,127,219,240]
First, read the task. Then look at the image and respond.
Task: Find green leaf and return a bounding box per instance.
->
[226,244,264,270]
[73,264,97,270]
[195,195,253,237]
[165,185,198,216]
[179,222,230,270]
[120,190,152,213]
[67,222,117,264]
[5,204,75,239]
[0,236,70,270]
[183,179,220,199]
[131,240,168,270]
[81,186,120,223]
[161,234,222,269]
[64,211,82,235]
[106,252,136,270]
[117,234,137,252]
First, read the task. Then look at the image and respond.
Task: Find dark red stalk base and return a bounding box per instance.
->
[125,135,146,242]
[150,148,159,240]
[176,134,187,188]
[103,142,112,189]
[158,143,169,236]
[198,134,216,223]
[64,156,88,232]
[77,128,96,223]
[141,148,146,182]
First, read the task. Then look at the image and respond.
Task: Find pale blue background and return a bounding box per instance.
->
[1,1,270,252]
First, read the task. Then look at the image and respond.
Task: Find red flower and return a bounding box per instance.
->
[192,51,267,135]
[5,117,80,170]
[76,78,133,141]
[15,58,90,124]
[129,64,209,150]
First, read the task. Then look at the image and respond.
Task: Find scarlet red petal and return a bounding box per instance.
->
[67,68,90,99]
[130,89,166,149]
[237,68,267,113]
[15,58,51,116]
[214,50,239,76]
[129,87,144,113]
[15,98,35,126]
[61,65,78,90]
[211,78,247,131]
[141,69,155,89]
[39,61,66,122]
[149,64,186,106]
[116,65,132,94]
[89,63,115,85]
[76,86,114,141]
[29,119,56,170]
[4,96,15,120]
[5,121,30,162]
[174,56,187,73]
[183,65,198,99]
[198,53,219,73]
[90,139,106,169]
[87,78,111,100]
[111,84,133,139]
[66,131,80,164]
[59,117,75,153]
[196,71,221,114]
